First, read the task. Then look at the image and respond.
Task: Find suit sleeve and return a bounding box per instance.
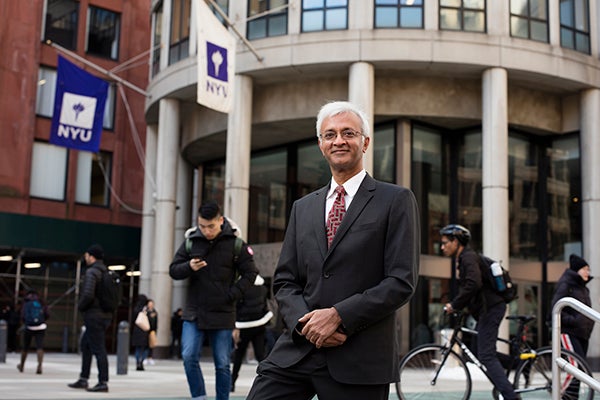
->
[333,188,420,335]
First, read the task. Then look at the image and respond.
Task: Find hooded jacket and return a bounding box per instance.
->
[451,247,504,318]
[550,268,594,340]
[169,218,258,329]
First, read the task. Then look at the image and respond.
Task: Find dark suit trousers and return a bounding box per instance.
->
[246,350,389,400]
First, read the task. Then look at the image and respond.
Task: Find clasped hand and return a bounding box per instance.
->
[298,307,347,349]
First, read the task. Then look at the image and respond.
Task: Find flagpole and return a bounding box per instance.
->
[46,40,148,97]
[205,0,264,62]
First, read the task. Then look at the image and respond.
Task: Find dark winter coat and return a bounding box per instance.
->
[236,283,269,323]
[78,261,112,320]
[550,268,594,340]
[131,301,149,347]
[451,247,504,319]
[169,219,258,329]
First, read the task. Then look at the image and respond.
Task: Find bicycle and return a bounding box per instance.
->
[395,311,594,400]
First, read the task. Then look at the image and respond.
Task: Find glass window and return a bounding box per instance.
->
[75,151,111,206]
[373,124,395,183]
[248,150,288,243]
[546,136,581,261]
[248,0,288,40]
[439,0,485,32]
[203,162,226,206]
[169,0,191,64]
[508,134,539,259]
[36,67,57,118]
[87,6,120,60]
[30,141,68,200]
[297,140,330,198]
[375,0,424,29]
[412,126,450,255]
[302,0,347,32]
[559,0,590,54]
[457,131,483,250]
[44,0,79,50]
[510,0,548,42]
[151,3,163,77]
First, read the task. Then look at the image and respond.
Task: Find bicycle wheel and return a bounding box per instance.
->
[513,346,594,400]
[396,344,472,400]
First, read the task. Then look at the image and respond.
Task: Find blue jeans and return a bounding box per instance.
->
[181,321,232,400]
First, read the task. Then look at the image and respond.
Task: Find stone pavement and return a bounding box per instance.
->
[0,351,257,400]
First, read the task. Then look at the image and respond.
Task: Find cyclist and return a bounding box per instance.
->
[440,224,519,400]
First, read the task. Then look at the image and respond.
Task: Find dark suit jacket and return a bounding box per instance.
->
[267,174,420,385]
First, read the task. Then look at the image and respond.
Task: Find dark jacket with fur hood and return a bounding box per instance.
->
[169,218,258,329]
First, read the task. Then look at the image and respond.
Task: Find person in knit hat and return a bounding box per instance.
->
[549,253,594,397]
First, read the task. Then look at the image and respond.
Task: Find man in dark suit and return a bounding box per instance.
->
[246,101,420,400]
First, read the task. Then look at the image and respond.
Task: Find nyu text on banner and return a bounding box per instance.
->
[50,55,109,152]
[196,0,235,113]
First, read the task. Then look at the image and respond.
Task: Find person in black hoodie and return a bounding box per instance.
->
[440,224,519,400]
[550,254,594,364]
[169,201,258,400]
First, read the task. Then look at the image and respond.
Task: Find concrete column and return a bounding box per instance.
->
[150,98,180,356]
[424,0,438,31]
[224,75,252,236]
[482,68,510,343]
[590,1,598,58]
[350,1,372,30]
[139,124,158,294]
[548,0,560,47]
[396,119,412,188]
[580,88,600,365]
[171,154,192,312]
[486,0,509,37]
[349,62,374,175]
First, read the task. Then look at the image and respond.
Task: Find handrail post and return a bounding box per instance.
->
[551,297,600,399]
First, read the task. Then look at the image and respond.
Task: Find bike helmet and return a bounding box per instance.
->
[439,224,471,246]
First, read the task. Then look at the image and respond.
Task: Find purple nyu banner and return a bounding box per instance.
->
[50,55,109,152]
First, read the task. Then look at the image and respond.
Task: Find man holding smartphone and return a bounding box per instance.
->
[169,201,258,400]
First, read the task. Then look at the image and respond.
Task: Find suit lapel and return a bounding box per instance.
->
[327,175,376,253]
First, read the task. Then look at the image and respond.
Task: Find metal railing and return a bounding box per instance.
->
[551,297,600,399]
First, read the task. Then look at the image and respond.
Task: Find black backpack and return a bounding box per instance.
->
[479,254,517,303]
[98,268,121,313]
[23,299,45,326]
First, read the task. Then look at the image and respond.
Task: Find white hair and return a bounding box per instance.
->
[315,101,370,139]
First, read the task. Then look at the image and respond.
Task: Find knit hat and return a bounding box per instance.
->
[86,244,104,260]
[569,254,588,272]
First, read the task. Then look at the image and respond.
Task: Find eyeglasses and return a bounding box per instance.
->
[320,129,362,142]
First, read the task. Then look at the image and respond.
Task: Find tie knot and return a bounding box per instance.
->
[335,186,345,196]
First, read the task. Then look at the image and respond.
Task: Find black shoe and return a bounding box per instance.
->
[68,379,88,389]
[136,363,144,371]
[86,382,108,392]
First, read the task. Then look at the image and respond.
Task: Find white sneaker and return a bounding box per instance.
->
[148,358,155,365]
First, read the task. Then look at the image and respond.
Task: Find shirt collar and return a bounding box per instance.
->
[327,170,367,199]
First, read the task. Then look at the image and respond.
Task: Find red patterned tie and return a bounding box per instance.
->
[327,186,346,247]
